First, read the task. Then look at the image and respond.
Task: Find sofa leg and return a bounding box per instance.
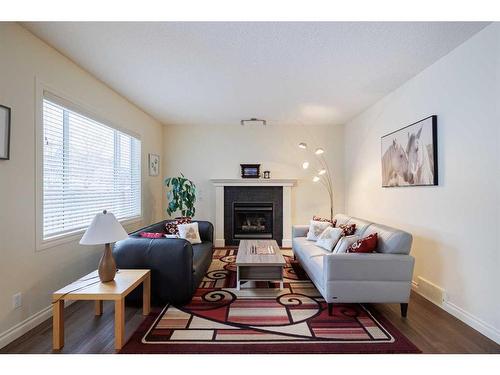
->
[400,303,408,318]
[328,303,334,316]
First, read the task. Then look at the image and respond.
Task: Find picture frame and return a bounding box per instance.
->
[240,164,261,178]
[148,153,160,176]
[0,104,11,160]
[381,115,438,187]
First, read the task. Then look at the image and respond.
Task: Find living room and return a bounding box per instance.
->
[0,0,499,372]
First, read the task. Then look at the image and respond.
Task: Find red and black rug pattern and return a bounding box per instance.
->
[120,249,420,353]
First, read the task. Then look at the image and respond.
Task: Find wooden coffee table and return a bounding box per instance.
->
[236,239,286,290]
[52,269,150,351]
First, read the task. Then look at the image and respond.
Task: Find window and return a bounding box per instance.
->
[42,95,141,241]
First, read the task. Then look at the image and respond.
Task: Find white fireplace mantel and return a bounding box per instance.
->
[211,179,298,248]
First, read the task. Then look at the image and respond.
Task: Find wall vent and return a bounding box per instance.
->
[414,276,445,306]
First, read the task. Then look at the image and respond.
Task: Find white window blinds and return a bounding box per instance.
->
[42,95,141,240]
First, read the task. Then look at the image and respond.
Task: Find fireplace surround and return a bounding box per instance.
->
[212,179,297,247]
[233,202,274,240]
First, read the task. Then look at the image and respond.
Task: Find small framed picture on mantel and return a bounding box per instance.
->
[240,164,261,178]
[0,104,11,160]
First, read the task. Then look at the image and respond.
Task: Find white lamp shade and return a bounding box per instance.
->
[79,211,128,245]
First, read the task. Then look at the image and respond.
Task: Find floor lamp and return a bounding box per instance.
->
[298,142,334,220]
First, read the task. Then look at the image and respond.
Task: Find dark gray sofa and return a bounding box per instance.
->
[113,220,214,305]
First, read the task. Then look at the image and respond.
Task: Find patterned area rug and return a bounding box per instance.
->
[120,249,420,353]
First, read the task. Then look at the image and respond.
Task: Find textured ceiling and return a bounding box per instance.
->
[23,22,489,126]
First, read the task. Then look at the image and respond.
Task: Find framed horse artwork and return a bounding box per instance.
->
[381,115,438,187]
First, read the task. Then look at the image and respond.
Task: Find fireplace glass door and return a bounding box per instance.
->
[233,202,273,239]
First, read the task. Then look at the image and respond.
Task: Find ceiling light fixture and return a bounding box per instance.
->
[298,142,307,149]
[302,161,310,170]
[318,169,326,175]
[240,118,267,126]
[313,176,320,182]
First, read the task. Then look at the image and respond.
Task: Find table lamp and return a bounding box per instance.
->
[80,210,128,282]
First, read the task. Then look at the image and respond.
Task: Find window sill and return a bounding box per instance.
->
[36,216,144,252]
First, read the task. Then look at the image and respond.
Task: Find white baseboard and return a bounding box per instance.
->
[0,300,75,350]
[442,300,500,344]
[412,280,499,344]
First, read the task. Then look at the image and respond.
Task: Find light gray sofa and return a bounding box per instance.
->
[292,213,414,317]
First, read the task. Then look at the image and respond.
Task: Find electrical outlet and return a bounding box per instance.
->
[12,292,22,309]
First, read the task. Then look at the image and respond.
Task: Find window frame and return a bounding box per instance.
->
[35,82,143,251]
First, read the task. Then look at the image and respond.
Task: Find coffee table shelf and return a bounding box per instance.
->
[236,240,286,290]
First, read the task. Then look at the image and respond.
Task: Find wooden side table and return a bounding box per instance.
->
[52,269,150,351]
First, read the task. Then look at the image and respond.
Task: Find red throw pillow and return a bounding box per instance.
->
[165,221,178,234]
[165,217,192,235]
[313,216,337,227]
[175,216,192,225]
[140,232,165,239]
[339,223,356,236]
[347,233,378,253]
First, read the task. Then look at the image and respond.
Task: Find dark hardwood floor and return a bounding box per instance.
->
[1,290,498,354]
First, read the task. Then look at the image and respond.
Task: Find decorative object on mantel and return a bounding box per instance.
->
[148,153,160,176]
[0,104,11,160]
[165,173,197,217]
[381,115,438,187]
[79,210,128,282]
[240,163,261,178]
[240,118,267,126]
[263,170,270,179]
[299,142,334,220]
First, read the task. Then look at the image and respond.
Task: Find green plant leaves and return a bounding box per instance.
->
[164,173,196,218]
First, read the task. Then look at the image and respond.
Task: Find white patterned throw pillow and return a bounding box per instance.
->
[316,227,344,251]
[177,222,202,244]
[306,220,332,241]
[333,235,360,253]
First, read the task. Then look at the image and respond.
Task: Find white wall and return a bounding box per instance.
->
[162,122,344,226]
[0,23,164,344]
[344,24,499,342]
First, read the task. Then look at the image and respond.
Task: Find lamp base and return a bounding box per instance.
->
[98,243,116,282]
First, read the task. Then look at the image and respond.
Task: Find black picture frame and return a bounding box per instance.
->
[240,164,261,178]
[381,115,438,187]
[0,104,11,160]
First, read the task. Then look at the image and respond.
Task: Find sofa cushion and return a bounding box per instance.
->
[333,234,360,253]
[178,222,202,244]
[338,223,356,236]
[165,217,192,235]
[346,217,372,236]
[139,232,165,239]
[347,233,378,253]
[363,223,412,254]
[306,220,332,241]
[333,213,351,226]
[292,237,331,258]
[316,227,343,251]
[313,215,337,227]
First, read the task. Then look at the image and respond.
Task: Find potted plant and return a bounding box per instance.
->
[164,173,196,217]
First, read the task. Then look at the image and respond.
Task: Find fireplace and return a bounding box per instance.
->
[223,186,284,246]
[233,202,273,240]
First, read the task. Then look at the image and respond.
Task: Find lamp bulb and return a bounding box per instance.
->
[315,148,325,155]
